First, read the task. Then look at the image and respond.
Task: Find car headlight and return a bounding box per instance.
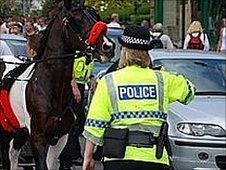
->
[177,123,226,137]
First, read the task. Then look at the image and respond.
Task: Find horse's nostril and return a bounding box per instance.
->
[102,43,112,52]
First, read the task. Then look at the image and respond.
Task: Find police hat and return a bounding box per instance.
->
[118,26,153,50]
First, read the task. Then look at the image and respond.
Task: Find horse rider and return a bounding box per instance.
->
[59,52,95,169]
[82,26,196,170]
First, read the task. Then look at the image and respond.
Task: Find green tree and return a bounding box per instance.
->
[0,0,20,17]
[0,0,11,17]
[38,0,150,24]
[41,0,54,17]
[86,0,150,24]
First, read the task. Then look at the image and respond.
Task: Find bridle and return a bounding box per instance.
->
[62,6,99,57]
[62,5,114,60]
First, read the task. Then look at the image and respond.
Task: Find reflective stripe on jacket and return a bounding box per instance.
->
[83,65,195,164]
[73,56,94,84]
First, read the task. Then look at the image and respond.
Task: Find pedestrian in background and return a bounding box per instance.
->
[217,18,226,53]
[35,17,47,32]
[0,19,13,56]
[8,21,23,35]
[151,23,174,49]
[26,33,39,59]
[83,26,195,170]
[24,20,38,37]
[183,21,209,51]
[107,13,121,28]
[140,20,150,30]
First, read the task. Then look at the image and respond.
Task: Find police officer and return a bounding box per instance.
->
[82,26,195,170]
[59,54,95,169]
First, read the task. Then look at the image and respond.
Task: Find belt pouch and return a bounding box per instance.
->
[102,128,129,158]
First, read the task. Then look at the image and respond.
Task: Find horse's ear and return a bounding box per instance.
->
[64,0,72,10]
[72,0,85,7]
[79,0,85,6]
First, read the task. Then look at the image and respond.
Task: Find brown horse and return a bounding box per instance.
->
[0,0,114,169]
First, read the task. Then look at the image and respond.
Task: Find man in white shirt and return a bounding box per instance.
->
[107,13,121,28]
[0,20,13,56]
[151,23,174,49]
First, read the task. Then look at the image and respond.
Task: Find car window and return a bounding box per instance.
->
[154,59,226,93]
[3,39,27,57]
[92,61,112,77]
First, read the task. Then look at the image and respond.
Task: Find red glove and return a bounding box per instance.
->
[87,21,107,45]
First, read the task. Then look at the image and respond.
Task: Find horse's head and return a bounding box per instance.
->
[63,0,115,63]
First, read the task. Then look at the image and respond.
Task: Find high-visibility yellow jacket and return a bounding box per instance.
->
[73,56,94,84]
[83,65,195,165]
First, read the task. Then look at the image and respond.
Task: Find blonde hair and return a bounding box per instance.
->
[187,21,203,34]
[118,47,151,69]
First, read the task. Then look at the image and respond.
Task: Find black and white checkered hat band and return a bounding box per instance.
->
[121,35,150,45]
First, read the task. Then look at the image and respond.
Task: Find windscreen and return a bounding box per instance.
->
[4,39,27,57]
[154,59,226,94]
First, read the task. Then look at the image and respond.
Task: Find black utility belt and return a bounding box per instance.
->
[102,124,169,159]
[128,130,157,148]
[102,128,156,158]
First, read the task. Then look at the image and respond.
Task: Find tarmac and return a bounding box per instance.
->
[10,136,104,170]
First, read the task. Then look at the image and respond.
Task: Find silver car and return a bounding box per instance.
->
[0,33,27,59]
[149,49,226,170]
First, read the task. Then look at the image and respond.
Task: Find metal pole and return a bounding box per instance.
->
[154,0,163,23]
[200,0,209,34]
[21,0,25,15]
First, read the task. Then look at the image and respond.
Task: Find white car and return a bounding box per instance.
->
[95,49,226,169]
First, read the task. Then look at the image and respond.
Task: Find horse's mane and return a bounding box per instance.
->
[33,1,64,60]
[33,20,55,60]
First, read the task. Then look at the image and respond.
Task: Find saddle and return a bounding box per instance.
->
[0,58,33,132]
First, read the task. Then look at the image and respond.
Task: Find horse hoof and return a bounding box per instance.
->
[72,156,83,166]
[13,127,29,150]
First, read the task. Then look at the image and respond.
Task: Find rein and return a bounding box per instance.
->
[0,50,92,65]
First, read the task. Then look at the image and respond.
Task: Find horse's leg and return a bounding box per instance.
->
[0,128,11,170]
[9,127,30,170]
[9,140,21,170]
[46,134,69,170]
[32,133,49,170]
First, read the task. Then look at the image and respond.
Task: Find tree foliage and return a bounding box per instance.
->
[38,0,150,24]
[85,0,150,24]
[85,0,134,10]
[0,0,34,17]
[41,0,54,17]
[0,0,20,17]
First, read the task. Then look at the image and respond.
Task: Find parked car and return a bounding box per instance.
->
[0,33,27,59]
[93,49,226,170]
